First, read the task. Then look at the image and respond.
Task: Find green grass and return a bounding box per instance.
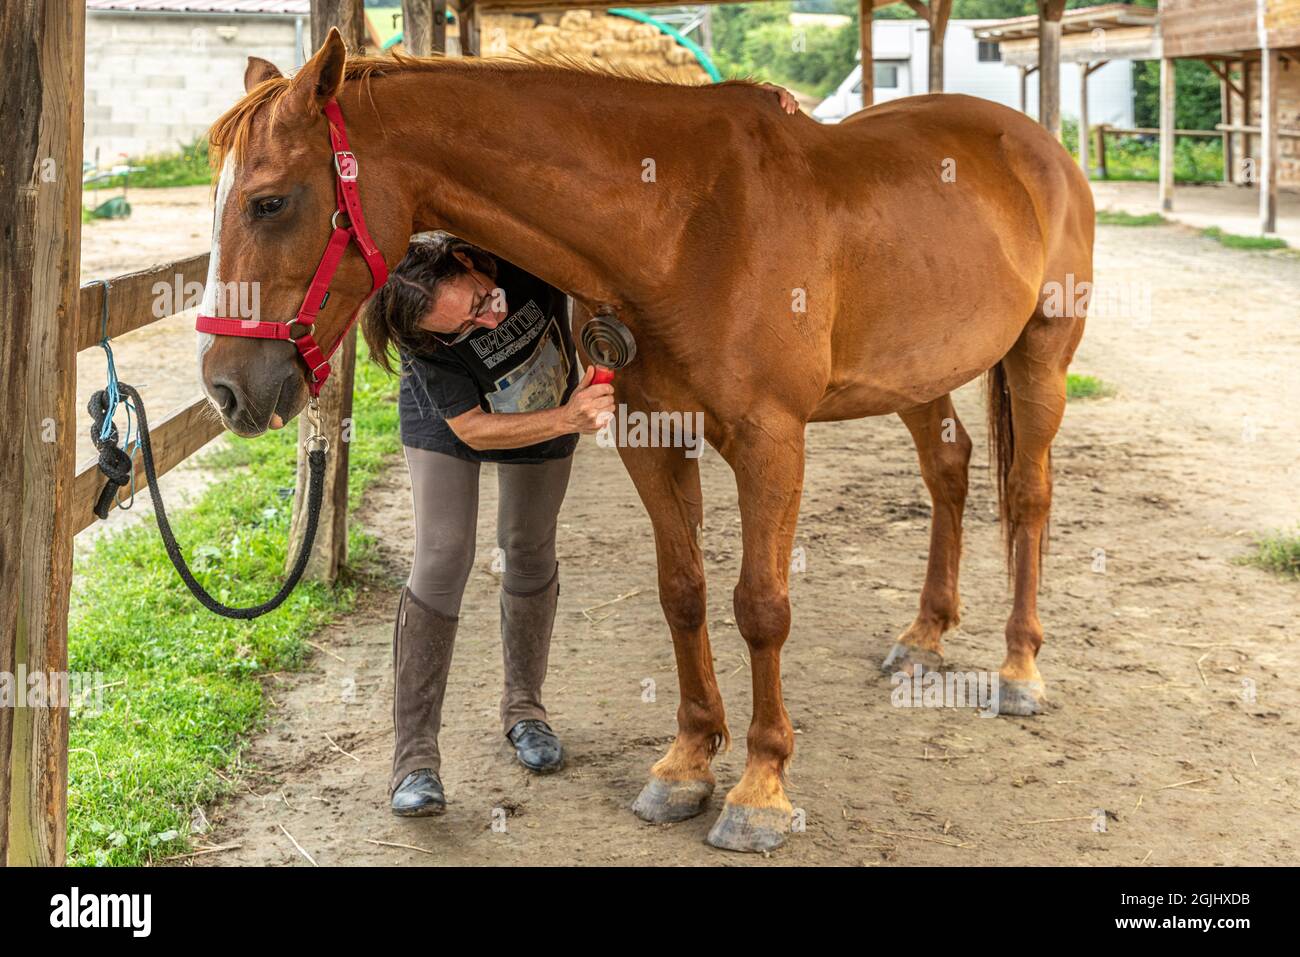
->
[1066,373,1113,401]
[1066,120,1225,184]
[1097,210,1168,227]
[67,343,401,866]
[89,137,213,191]
[1201,226,1289,251]
[1247,530,1300,580]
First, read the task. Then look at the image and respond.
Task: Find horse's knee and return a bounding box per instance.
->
[922,425,972,501]
[660,568,707,633]
[1007,463,1052,526]
[733,580,790,651]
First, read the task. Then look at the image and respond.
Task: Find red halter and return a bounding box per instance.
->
[196,100,389,397]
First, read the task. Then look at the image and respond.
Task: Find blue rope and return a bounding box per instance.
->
[94,280,141,509]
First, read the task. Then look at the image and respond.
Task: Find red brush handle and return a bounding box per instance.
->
[591,367,615,386]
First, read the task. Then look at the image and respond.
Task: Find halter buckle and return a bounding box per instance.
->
[333,151,358,181]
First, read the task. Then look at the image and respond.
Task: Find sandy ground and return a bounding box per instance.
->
[181,221,1298,867]
[80,186,1299,867]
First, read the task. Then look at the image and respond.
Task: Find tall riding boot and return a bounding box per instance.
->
[500,567,563,772]
[390,586,458,814]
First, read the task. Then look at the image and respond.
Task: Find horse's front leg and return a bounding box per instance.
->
[706,414,805,852]
[617,442,729,824]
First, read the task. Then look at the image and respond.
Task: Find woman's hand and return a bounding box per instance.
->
[562,366,616,435]
[756,82,799,115]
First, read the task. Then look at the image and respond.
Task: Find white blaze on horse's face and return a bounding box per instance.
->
[196,157,235,377]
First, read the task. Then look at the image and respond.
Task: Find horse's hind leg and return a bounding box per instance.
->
[991,310,1085,715]
[619,443,729,825]
[882,395,972,675]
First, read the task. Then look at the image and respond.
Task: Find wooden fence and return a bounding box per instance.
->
[0,0,467,867]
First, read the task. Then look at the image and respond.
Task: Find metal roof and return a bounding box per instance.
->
[87,0,309,14]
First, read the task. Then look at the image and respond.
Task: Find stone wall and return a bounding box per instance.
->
[85,12,304,165]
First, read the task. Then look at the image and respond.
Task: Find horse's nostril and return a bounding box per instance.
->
[210,380,238,417]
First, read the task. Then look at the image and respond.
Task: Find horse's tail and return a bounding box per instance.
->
[986,360,1016,574]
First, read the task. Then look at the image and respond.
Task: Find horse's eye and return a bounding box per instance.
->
[253,196,286,219]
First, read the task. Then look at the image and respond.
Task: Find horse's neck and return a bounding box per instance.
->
[371,65,687,305]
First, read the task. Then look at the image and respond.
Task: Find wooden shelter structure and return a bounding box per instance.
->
[978,1,1300,235]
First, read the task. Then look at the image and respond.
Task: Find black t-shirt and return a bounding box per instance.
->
[398,259,580,464]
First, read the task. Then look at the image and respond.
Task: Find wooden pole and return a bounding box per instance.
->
[905,0,951,94]
[1096,123,1108,179]
[0,0,84,866]
[1242,58,1253,177]
[1159,56,1176,212]
[859,0,874,108]
[433,0,448,54]
[1078,61,1091,177]
[458,1,479,56]
[1037,0,1066,139]
[1260,48,1279,233]
[402,0,433,56]
[291,0,368,583]
[1220,60,1233,184]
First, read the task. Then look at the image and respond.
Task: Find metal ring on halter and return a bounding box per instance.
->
[331,209,348,230]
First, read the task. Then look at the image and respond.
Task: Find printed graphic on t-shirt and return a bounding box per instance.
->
[485,315,571,414]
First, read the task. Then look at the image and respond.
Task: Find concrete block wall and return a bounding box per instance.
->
[85,12,305,165]
[1228,57,1300,187]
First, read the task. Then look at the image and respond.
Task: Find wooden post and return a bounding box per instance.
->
[433,0,448,54]
[458,1,479,56]
[1159,56,1176,212]
[1260,48,1279,233]
[291,0,368,583]
[1242,58,1253,178]
[1037,0,1066,139]
[1096,123,1108,179]
[0,0,84,866]
[1078,61,1091,176]
[402,0,433,56]
[859,0,874,108]
[1220,60,1233,184]
[906,0,952,93]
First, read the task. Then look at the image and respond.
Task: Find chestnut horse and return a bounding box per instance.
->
[197,29,1091,852]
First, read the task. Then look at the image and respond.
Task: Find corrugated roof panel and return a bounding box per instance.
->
[87,1,310,14]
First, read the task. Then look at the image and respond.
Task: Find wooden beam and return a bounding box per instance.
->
[859,0,873,108]
[1201,57,1244,100]
[0,0,84,866]
[929,0,952,94]
[1159,56,1175,212]
[77,254,209,353]
[1037,0,1066,139]
[297,0,368,584]
[1260,48,1279,234]
[72,397,224,536]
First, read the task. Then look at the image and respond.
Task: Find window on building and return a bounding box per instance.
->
[874,63,899,89]
[978,40,1002,62]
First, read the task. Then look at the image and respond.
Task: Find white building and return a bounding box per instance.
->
[813,19,1134,126]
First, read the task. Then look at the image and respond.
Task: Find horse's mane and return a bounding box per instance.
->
[208,49,760,172]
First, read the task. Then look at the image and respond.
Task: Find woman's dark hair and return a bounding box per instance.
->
[362,231,497,375]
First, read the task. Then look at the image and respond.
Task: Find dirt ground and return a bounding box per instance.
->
[82,188,1300,866]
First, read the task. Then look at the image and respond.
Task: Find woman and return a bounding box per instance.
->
[363,83,800,818]
[363,233,612,816]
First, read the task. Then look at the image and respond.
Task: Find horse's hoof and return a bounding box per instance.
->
[705,803,790,853]
[993,678,1048,716]
[632,776,714,823]
[882,641,943,676]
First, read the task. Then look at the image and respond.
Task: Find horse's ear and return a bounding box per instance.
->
[283,27,348,119]
[244,56,282,93]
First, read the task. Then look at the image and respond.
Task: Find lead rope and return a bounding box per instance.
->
[88,282,329,619]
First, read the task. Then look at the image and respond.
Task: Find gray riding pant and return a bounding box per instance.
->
[403,446,574,617]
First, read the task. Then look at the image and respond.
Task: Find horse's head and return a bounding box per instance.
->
[198,28,402,436]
